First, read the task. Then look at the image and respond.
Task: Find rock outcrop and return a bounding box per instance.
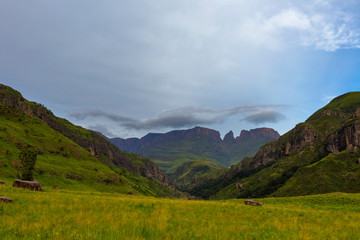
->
[224,131,236,144]
[326,120,360,154]
[244,199,263,206]
[13,179,42,191]
[0,196,12,203]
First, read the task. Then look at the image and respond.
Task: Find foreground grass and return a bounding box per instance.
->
[1,184,360,239]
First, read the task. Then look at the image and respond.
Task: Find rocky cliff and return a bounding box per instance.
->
[110,126,280,172]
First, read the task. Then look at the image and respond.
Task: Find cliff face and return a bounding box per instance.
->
[0,84,168,185]
[236,128,280,143]
[110,126,280,171]
[326,119,360,154]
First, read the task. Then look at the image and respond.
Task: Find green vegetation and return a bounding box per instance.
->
[168,159,226,191]
[1,184,360,239]
[0,102,177,198]
[192,92,360,199]
[145,138,230,173]
[18,148,37,180]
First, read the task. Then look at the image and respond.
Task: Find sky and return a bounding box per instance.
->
[0,0,359,139]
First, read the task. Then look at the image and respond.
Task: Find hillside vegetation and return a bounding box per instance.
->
[0,84,179,197]
[192,92,360,199]
[168,159,227,191]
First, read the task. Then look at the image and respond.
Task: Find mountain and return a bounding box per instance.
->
[110,126,280,173]
[190,92,360,199]
[0,84,180,197]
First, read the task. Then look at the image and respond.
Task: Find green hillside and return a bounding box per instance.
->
[193,92,360,199]
[0,84,179,197]
[168,159,226,191]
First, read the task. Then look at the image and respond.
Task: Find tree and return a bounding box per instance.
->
[19,148,37,181]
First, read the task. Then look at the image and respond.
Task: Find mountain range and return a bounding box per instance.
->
[109,127,280,173]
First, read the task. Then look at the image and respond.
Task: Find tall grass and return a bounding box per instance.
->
[1,184,360,239]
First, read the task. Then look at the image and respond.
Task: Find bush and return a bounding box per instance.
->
[19,148,37,181]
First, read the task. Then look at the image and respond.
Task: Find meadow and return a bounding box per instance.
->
[1,184,360,239]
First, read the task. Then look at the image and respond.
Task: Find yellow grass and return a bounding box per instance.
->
[1,184,360,239]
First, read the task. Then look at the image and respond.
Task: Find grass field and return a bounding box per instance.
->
[1,184,360,239]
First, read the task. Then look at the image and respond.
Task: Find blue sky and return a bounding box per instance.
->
[0,0,359,138]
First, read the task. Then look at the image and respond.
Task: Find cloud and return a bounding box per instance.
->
[69,105,287,130]
[242,111,286,124]
[240,6,360,51]
[87,124,116,138]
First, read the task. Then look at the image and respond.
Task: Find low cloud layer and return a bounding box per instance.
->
[242,111,286,124]
[69,105,287,131]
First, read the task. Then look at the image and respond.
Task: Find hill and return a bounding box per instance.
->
[0,83,180,197]
[110,127,279,173]
[168,159,227,191]
[190,92,360,199]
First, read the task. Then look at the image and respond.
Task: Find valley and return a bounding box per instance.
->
[1,83,360,239]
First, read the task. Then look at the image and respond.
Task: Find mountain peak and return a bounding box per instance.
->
[236,128,280,142]
[223,130,235,143]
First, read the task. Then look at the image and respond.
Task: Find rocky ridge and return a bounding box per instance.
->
[110,126,280,170]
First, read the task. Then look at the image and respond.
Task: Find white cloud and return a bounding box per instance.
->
[238,4,360,51]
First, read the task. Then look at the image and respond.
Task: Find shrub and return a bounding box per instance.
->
[19,148,37,181]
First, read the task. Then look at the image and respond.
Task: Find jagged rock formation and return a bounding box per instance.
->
[110,126,280,172]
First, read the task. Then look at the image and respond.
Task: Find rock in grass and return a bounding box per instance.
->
[12,179,42,191]
[244,199,263,206]
[0,196,12,203]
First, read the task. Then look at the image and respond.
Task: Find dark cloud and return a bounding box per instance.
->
[242,111,286,124]
[69,105,287,130]
[87,124,117,138]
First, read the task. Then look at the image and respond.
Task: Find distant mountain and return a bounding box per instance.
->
[110,126,280,173]
[190,92,360,199]
[0,84,180,197]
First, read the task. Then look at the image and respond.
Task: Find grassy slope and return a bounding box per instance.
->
[168,159,227,190]
[210,92,360,199]
[0,104,177,197]
[274,151,360,196]
[144,138,228,173]
[1,184,360,239]
[132,132,277,173]
[228,136,278,166]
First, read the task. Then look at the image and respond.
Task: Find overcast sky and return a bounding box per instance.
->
[1,0,359,138]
